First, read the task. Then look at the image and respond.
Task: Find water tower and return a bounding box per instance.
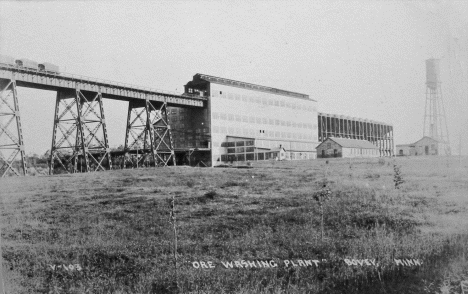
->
[423,58,451,155]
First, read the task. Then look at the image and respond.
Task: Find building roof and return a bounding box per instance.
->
[195,73,313,101]
[316,137,379,149]
[397,136,439,147]
[413,136,439,145]
[270,147,286,152]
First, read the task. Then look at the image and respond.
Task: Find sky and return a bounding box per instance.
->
[1,0,468,155]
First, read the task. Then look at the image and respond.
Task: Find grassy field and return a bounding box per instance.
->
[1,156,468,293]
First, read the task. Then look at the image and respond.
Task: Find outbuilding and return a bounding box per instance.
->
[316,137,380,158]
[396,136,440,156]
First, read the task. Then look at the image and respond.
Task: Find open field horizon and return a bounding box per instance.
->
[1,156,468,293]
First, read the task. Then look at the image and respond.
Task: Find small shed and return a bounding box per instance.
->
[397,136,440,156]
[270,146,286,160]
[316,137,380,158]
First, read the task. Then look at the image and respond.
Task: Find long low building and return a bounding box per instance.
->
[168,73,319,166]
[318,112,394,156]
[316,137,380,158]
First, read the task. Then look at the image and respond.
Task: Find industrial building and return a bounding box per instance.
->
[318,112,394,156]
[396,136,441,156]
[316,137,380,158]
[168,74,319,166]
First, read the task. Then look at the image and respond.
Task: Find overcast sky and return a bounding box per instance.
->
[1,0,467,155]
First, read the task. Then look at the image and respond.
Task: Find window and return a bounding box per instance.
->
[219,91,223,95]
[235,115,241,122]
[242,116,248,122]
[188,88,193,93]
[327,143,331,149]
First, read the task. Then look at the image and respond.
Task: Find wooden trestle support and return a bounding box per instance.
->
[0,79,27,177]
[49,89,112,174]
[124,99,175,167]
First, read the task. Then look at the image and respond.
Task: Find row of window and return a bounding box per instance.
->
[219,152,313,162]
[221,141,255,147]
[255,140,315,151]
[350,148,379,155]
[212,91,316,112]
[212,112,315,129]
[212,125,314,141]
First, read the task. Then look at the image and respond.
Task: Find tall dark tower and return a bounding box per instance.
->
[424,58,451,155]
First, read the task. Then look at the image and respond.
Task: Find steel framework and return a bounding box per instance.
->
[125,99,176,167]
[49,89,112,174]
[318,112,394,156]
[0,79,27,177]
[423,84,451,155]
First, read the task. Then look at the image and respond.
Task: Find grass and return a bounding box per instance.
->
[0,156,468,293]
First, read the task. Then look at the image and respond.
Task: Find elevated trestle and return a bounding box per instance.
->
[0,66,200,177]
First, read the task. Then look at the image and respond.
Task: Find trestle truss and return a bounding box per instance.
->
[49,89,112,174]
[0,79,27,177]
[124,99,175,167]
